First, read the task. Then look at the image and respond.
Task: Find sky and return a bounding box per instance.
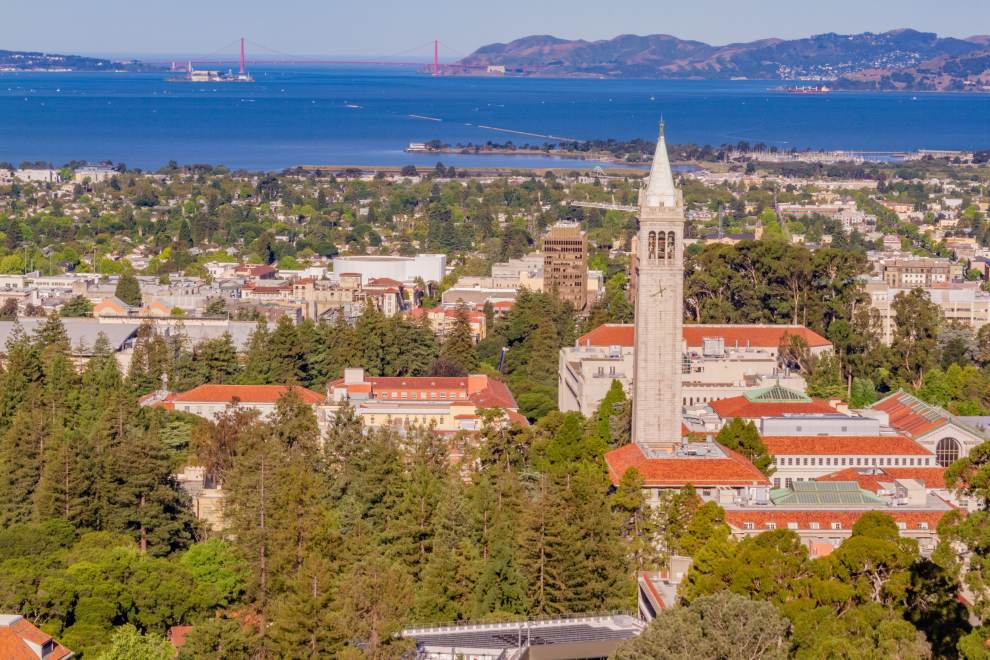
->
[3,0,989,58]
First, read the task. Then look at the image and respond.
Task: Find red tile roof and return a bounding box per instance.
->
[368,277,403,287]
[577,323,832,349]
[870,391,949,439]
[173,384,325,405]
[710,396,837,419]
[605,442,771,488]
[817,466,946,490]
[0,617,73,660]
[327,375,520,411]
[724,509,946,532]
[468,379,519,409]
[762,435,931,456]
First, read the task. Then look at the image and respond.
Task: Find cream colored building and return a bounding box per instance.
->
[866,280,990,343]
[326,368,524,433]
[560,323,829,416]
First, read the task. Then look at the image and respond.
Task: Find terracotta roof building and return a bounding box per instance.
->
[560,325,827,416]
[0,615,73,659]
[722,480,952,556]
[142,384,327,429]
[576,323,832,352]
[708,387,839,423]
[765,433,934,489]
[605,438,771,506]
[327,368,524,433]
[869,390,986,467]
[817,466,946,491]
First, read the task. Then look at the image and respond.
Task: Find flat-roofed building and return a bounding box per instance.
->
[866,281,990,343]
[543,223,588,310]
[559,324,830,415]
[878,257,954,287]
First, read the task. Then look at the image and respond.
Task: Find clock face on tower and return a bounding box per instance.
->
[651,282,666,298]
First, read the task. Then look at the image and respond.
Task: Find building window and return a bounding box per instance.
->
[667,231,675,260]
[785,478,793,488]
[648,231,657,260]
[831,522,842,530]
[919,522,929,530]
[809,522,820,530]
[773,478,781,488]
[744,522,755,530]
[936,437,960,467]
[897,522,907,530]
[787,522,798,530]
[765,522,776,530]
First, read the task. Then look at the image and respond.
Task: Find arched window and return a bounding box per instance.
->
[648,231,656,260]
[667,231,675,260]
[657,231,666,260]
[936,437,960,467]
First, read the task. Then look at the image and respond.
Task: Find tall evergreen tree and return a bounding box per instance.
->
[438,306,479,375]
[115,272,143,307]
[104,424,197,555]
[239,320,272,384]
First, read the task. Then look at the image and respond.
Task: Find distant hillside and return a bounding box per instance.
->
[838,46,990,91]
[459,29,990,88]
[0,49,160,72]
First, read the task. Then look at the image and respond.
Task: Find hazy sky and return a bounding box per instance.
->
[4,0,989,58]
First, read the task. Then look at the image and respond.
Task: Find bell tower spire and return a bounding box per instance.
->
[632,121,685,454]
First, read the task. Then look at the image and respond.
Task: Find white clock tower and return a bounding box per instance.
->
[631,122,685,454]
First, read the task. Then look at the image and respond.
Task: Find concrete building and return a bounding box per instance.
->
[14,168,60,183]
[542,223,588,310]
[877,257,954,288]
[73,165,116,184]
[865,281,990,343]
[331,254,446,285]
[559,324,829,415]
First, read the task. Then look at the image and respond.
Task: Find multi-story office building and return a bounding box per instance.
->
[542,223,588,310]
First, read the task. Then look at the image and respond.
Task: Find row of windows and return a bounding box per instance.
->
[379,391,467,401]
[742,520,929,531]
[775,455,931,468]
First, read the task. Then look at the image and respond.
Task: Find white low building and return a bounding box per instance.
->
[558,324,830,416]
[331,254,446,285]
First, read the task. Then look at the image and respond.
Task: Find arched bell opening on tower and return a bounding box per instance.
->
[666,231,675,260]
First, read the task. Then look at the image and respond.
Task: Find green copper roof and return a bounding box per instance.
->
[743,384,812,404]
[770,481,885,506]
